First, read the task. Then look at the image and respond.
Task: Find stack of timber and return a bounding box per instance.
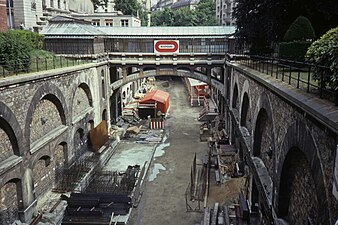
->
[186,153,210,212]
[62,193,131,225]
[196,195,252,225]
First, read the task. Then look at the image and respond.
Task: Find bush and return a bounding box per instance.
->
[0,31,31,72]
[279,41,312,60]
[283,16,315,42]
[279,16,315,60]
[0,30,44,72]
[306,27,338,91]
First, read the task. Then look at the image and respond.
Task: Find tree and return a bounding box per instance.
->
[151,8,174,26]
[151,0,217,26]
[234,0,338,54]
[195,0,217,26]
[283,16,315,42]
[306,27,338,91]
[114,0,142,16]
[173,8,197,26]
[279,16,315,60]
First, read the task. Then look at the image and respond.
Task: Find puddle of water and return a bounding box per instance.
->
[148,163,166,182]
[153,135,170,158]
[154,142,170,158]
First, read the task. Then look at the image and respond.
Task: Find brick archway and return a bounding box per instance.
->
[276,120,330,224]
[0,101,24,156]
[24,84,68,146]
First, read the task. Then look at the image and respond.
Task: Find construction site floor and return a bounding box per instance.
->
[128,79,247,225]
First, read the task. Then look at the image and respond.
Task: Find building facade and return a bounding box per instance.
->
[216,0,236,26]
[73,13,141,27]
[0,0,7,32]
[4,0,94,32]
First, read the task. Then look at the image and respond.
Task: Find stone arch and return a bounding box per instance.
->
[240,80,251,129]
[232,83,239,108]
[112,69,224,95]
[0,101,23,157]
[0,178,22,224]
[101,69,106,99]
[87,120,94,131]
[32,155,52,199]
[71,83,93,120]
[54,142,67,168]
[252,92,275,175]
[276,120,329,224]
[25,84,67,145]
[240,92,250,127]
[102,109,107,121]
[73,127,86,159]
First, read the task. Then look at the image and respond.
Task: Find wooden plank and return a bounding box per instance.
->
[223,205,230,225]
[203,207,211,225]
[211,202,219,225]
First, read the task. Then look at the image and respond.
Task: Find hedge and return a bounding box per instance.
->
[279,41,312,60]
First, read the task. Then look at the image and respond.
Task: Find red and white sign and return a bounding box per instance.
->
[154,40,179,54]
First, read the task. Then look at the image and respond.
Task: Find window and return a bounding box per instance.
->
[41,0,46,9]
[105,20,113,27]
[31,0,36,10]
[92,20,100,26]
[121,19,129,27]
[50,0,54,8]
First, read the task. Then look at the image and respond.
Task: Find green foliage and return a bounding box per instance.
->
[139,10,149,26]
[0,30,33,72]
[194,0,217,26]
[151,8,174,26]
[306,27,338,90]
[173,8,197,26]
[234,0,338,54]
[283,16,315,41]
[279,41,312,60]
[151,0,216,26]
[114,0,142,16]
[91,0,101,10]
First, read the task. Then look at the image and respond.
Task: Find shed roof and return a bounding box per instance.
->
[187,78,207,87]
[97,26,235,38]
[140,90,169,104]
[41,16,235,39]
[41,20,106,36]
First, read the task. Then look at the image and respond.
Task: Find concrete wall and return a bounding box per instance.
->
[0,62,109,223]
[225,64,337,225]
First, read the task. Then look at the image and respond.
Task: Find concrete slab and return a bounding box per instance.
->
[103,142,158,172]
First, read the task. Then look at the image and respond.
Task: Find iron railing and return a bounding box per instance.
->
[0,56,90,78]
[234,55,337,105]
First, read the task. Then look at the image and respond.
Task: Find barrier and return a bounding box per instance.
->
[149,119,165,129]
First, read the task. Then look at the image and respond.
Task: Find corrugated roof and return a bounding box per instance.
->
[97,26,235,37]
[140,90,169,104]
[41,17,235,38]
[188,78,207,87]
[41,22,106,36]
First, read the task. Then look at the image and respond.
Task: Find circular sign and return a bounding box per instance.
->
[154,40,179,53]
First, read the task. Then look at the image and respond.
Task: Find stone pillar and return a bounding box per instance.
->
[18,168,36,223]
[139,68,144,78]
[207,67,212,86]
[121,67,127,81]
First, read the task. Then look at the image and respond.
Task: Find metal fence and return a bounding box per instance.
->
[0,56,91,77]
[234,55,337,105]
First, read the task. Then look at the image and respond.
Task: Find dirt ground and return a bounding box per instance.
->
[128,78,246,225]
